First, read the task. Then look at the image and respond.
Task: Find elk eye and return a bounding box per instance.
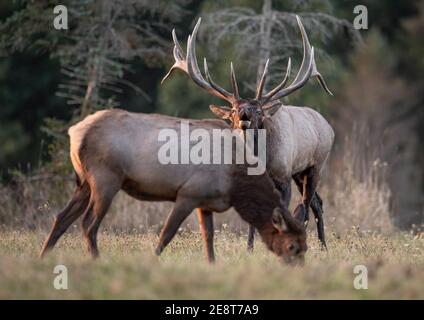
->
[256,110,262,115]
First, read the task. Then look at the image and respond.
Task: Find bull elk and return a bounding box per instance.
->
[162,16,334,249]
[40,110,307,264]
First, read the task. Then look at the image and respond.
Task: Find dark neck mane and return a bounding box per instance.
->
[229,165,280,232]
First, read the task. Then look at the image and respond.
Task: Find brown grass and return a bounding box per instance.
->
[0,228,423,299]
[1,149,420,299]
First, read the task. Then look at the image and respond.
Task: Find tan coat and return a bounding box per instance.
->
[265,105,334,182]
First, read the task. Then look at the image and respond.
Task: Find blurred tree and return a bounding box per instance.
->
[400,1,424,226]
[0,52,63,175]
[0,0,199,175]
[200,0,360,93]
[0,0,192,117]
[330,30,420,228]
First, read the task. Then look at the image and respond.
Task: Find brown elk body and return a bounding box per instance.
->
[163,16,334,249]
[40,109,306,264]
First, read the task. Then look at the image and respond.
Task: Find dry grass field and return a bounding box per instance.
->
[0,157,421,299]
[0,228,423,299]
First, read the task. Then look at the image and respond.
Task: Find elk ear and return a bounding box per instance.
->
[272,208,288,233]
[293,203,306,224]
[209,105,232,120]
[263,102,282,117]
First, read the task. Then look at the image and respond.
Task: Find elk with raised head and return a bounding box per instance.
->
[39,110,307,264]
[162,16,334,249]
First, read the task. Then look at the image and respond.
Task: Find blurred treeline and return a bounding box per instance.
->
[0,0,423,228]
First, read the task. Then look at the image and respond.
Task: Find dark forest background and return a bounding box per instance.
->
[0,0,423,229]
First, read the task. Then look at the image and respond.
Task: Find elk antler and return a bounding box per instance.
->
[161,18,238,104]
[259,15,333,105]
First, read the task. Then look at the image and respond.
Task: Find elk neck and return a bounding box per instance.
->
[229,165,280,236]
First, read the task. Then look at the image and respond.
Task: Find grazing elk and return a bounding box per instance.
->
[162,16,334,249]
[39,110,307,264]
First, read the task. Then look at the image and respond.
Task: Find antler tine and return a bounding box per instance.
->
[262,15,332,103]
[186,19,206,86]
[230,62,240,100]
[172,28,185,60]
[262,58,291,100]
[291,15,312,84]
[255,59,269,99]
[161,29,187,84]
[204,58,233,98]
[186,18,234,102]
[162,17,235,103]
[203,57,210,79]
[261,16,312,102]
[311,59,333,96]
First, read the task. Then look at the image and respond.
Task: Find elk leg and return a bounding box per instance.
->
[196,209,215,263]
[39,183,90,258]
[295,169,327,249]
[247,225,255,252]
[80,202,94,246]
[294,174,310,226]
[155,198,195,256]
[81,177,120,258]
[81,204,109,259]
[310,192,327,250]
[305,172,326,249]
[312,191,323,209]
[278,179,292,207]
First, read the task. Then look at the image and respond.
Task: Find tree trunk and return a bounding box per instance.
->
[80,0,111,118]
[256,0,274,87]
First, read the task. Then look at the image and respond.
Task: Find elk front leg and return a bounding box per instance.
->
[196,209,215,263]
[278,179,292,206]
[155,197,195,256]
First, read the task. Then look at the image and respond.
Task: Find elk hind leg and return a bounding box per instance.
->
[81,173,121,258]
[40,182,90,258]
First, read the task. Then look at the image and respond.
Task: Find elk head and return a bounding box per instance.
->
[162,16,333,130]
[268,204,307,265]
